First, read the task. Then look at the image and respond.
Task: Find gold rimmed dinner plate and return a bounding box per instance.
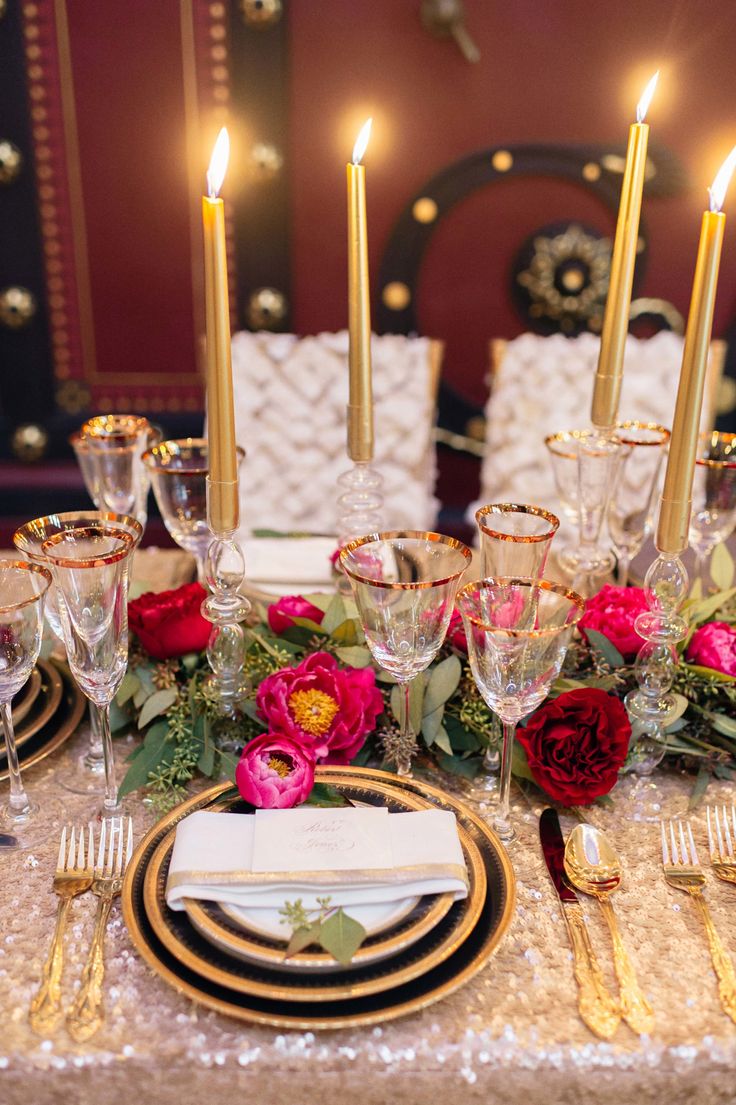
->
[13,658,64,752]
[142,782,483,997]
[122,766,515,1029]
[11,666,42,727]
[0,661,86,783]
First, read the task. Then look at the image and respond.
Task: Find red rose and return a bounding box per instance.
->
[516,688,631,806]
[578,584,648,659]
[267,595,325,634]
[128,582,211,660]
[256,651,383,764]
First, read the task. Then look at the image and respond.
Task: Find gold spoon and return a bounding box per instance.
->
[565,823,655,1035]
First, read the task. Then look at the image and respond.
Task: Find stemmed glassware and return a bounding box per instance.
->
[0,560,56,849]
[41,525,135,815]
[689,431,736,591]
[475,503,559,578]
[143,439,244,585]
[14,510,142,796]
[456,578,584,843]
[74,415,160,526]
[607,421,670,587]
[340,531,471,776]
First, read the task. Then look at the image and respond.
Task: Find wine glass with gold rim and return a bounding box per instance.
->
[607,421,670,587]
[689,431,736,591]
[340,531,471,776]
[475,502,559,579]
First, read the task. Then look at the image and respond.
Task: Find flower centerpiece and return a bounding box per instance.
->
[116,547,736,813]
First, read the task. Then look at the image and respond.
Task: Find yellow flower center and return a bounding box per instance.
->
[288,688,339,737]
[267,753,292,778]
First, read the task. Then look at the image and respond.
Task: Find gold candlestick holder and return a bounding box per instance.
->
[201,477,250,717]
[624,551,689,773]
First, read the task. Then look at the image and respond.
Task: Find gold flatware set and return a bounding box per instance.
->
[542,804,736,1039]
[29,817,133,1040]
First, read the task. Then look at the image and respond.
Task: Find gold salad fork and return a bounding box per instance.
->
[29,825,94,1035]
[67,816,133,1042]
[707,805,736,886]
[661,819,736,1024]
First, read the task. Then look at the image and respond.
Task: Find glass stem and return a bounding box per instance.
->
[1,699,30,816]
[695,549,709,593]
[94,702,118,813]
[195,556,207,588]
[83,705,104,772]
[494,720,516,843]
[617,554,630,589]
[396,682,414,778]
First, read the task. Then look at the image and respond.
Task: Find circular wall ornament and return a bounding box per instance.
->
[0,140,23,185]
[239,0,282,27]
[11,422,49,462]
[0,286,37,328]
[513,222,613,334]
[246,286,288,330]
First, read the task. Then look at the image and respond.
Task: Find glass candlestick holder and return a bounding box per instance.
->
[335,460,384,594]
[624,551,689,774]
[201,477,250,718]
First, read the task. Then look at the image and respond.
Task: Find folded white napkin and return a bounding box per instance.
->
[240,536,336,586]
[166,807,468,912]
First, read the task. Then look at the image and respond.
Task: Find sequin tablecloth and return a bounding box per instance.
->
[3,560,736,1103]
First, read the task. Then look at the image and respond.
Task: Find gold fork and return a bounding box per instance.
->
[67,816,133,1042]
[661,818,736,1024]
[29,825,93,1035]
[706,805,736,886]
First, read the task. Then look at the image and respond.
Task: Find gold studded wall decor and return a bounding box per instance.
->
[0,286,37,328]
[10,422,49,462]
[0,139,22,184]
[239,0,282,27]
[246,286,287,330]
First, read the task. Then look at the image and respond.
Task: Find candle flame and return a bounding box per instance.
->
[709,145,736,213]
[352,118,372,166]
[206,127,230,198]
[636,71,659,124]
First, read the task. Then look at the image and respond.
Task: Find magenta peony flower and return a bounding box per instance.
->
[687,621,736,677]
[446,608,468,653]
[267,595,325,635]
[578,584,648,659]
[235,733,315,809]
[256,651,384,764]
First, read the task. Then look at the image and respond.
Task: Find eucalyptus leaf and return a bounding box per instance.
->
[319,908,367,966]
[285,922,321,958]
[300,593,335,613]
[433,726,453,757]
[664,693,690,726]
[289,616,328,635]
[511,739,536,782]
[109,698,132,734]
[117,722,173,800]
[708,712,736,739]
[409,675,425,734]
[684,663,736,684]
[688,766,711,809]
[116,671,141,707]
[436,752,479,779]
[197,734,215,776]
[423,655,462,714]
[376,670,399,684]
[686,587,736,627]
[330,620,358,645]
[711,542,735,591]
[138,687,179,729]
[303,782,349,808]
[334,646,372,668]
[321,595,347,635]
[421,704,445,746]
[442,714,481,752]
[582,627,625,669]
[552,676,588,694]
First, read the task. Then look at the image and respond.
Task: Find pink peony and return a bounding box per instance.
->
[687,621,736,677]
[235,733,315,809]
[578,584,648,659]
[256,651,384,764]
[267,595,325,635]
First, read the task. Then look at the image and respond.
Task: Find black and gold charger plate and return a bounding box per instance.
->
[122,766,515,1029]
[11,666,42,727]
[142,780,485,998]
[0,660,86,783]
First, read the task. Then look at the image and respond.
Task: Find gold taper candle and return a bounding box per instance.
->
[591,72,659,431]
[657,146,736,555]
[347,118,374,462]
[202,127,239,534]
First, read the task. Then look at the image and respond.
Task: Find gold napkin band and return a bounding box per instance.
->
[167,862,469,893]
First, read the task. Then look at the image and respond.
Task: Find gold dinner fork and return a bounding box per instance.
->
[67,816,133,1042]
[661,818,736,1024]
[706,805,736,886]
[29,824,93,1035]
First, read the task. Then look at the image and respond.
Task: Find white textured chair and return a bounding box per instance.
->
[229,330,442,536]
[472,331,726,523]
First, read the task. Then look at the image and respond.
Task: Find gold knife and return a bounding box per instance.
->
[539,808,621,1038]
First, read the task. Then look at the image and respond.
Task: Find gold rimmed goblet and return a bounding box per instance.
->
[607,421,670,587]
[475,503,559,578]
[14,510,143,798]
[0,560,57,850]
[42,525,135,816]
[143,439,245,585]
[340,531,471,776]
[456,578,584,843]
[78,414,160,526]
[690,431,736,591]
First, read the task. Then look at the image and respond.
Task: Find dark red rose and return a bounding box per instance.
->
[267,595,325,634]
[128,582,211,660]
[578,584,648,659]
[516,688,631,806]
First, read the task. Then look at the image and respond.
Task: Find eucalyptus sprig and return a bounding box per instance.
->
[280,896,367,966]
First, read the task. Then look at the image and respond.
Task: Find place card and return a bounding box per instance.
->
[252,807,392,874]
